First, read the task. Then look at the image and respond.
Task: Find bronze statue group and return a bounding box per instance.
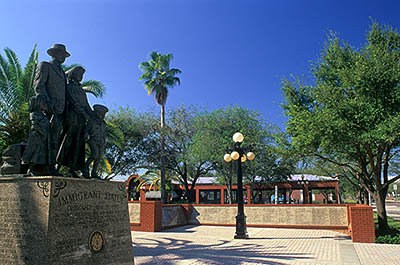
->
[21,44,108,179]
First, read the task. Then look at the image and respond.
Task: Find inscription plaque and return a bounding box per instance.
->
[191,205,348,227]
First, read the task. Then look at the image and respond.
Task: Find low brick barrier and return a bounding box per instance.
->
[129,201,162,232]
[128,201,375,243]
[348,204,375,243]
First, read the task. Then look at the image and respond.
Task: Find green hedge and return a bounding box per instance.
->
[376,234,400,244]
[374,213,400,244]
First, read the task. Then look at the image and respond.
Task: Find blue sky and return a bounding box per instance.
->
[2,0,400,129]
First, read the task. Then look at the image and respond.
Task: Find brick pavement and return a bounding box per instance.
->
[353,243,400,265]
[131,225,400,265]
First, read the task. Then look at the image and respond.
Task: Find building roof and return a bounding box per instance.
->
[288,174,338,181]
[171,174,337,185]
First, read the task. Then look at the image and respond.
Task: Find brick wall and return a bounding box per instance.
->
[130,201,162,232]
[348,205,375,243]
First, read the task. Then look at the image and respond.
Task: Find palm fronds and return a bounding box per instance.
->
[18,45,38,106]
[0,46,38,154]
[4,48,22,85]
[139,51,181,106]
[105,121,124,149]
[82,80,105,98]
[136,170,160,192]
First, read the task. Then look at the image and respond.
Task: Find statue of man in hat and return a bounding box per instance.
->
[33,44,70,174]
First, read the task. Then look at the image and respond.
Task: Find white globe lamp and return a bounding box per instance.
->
[247,152,255,161]
[232,132,244,143]
[224,154,232,162]
[231,151,240,160]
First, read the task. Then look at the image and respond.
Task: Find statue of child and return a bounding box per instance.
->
[83,104,108,179]
[21,94,51,175]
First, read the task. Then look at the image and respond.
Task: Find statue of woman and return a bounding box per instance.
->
[56,66,92,177]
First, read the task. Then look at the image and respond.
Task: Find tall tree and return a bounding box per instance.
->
[191,106,293,203]
[299,157,368,203]
[282,22,400,231]
[164,105,213,202]
[104,107,158,179]
[139,51,181,203]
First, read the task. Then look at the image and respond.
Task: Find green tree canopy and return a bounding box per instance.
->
[130,105,212,202]
[104,107,158,178]
[164,105,213,202]
[192,106,295,203]
[282,22,400,231]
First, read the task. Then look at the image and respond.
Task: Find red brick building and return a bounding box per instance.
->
[126,174,339,204]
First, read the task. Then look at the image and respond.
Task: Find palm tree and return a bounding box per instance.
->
[103,120,125,180]
[0,46,39,153]
[135,170,175,200]
[139,51,181,203]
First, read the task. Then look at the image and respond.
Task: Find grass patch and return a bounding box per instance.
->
[343,199,357,204]
[374,212,400,244]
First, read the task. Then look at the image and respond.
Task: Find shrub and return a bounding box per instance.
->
[375,234,400,244]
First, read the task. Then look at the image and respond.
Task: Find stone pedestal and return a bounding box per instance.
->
[0,176,134,265]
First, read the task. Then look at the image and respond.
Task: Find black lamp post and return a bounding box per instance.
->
[224,132,255,239]
[297,175,309,204]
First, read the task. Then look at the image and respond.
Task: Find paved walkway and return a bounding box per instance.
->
[132,225,400,265]
[382,201,400,221]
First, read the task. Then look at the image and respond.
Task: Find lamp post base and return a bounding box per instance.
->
[234,214,249,239]
[234,233,249,239]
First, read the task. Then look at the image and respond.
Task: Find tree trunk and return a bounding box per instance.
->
[160,104,166,204]
[375,189,389,231]
[187,190,194,203]
[184,182,192,203]
[186,180,195,204]
[358,189,364,204]
[363,189,369,205]
[223,174,232,204]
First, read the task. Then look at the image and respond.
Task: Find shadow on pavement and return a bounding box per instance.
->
[159,225,198,233]
[133,236,312,265]
[243,235,350,240]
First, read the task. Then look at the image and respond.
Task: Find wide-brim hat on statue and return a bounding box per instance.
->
[93,104,109,113]
[47,44,70,58]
